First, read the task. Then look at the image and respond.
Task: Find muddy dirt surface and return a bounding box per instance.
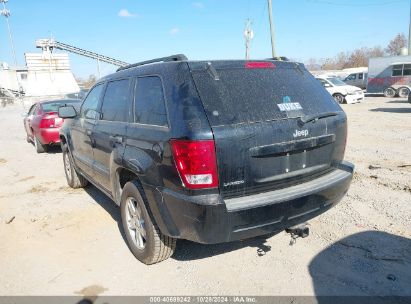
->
[0,97,410,296]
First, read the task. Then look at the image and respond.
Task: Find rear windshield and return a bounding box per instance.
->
[42,100,80,113]
[190,62,340,126]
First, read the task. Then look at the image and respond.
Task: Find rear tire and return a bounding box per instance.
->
[120,180,176,265]
[383,87,396,98]
[34,136,47,153]
[398,87,410,98]
[333,93,345,104]
[62,144,88,188]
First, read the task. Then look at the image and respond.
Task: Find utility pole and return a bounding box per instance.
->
[243,19,254,60]
[97,56,101,78]
[408,0,411,55]
[267,0,276,58]
[1,0,18,66]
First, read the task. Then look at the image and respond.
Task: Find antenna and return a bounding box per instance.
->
[243,19,254,60]
[0,0,18,66]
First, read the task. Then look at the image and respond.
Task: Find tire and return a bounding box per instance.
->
[62,144,88,188]
[398,87,410,98]
[120,180,176,265]
[383,87,396,98]
[34,136,47,153]
[333,93,345,104]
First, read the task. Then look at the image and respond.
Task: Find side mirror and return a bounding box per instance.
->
[58,105,77,118]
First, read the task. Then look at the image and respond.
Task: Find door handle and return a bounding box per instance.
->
[109,135,123,144]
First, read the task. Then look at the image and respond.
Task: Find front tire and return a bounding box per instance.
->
[62,144,88,188]
[120,181,176,265]
[333,93,345,104]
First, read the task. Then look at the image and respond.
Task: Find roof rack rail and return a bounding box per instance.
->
[117,54,188,72]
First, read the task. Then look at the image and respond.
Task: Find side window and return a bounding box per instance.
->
[403,64,411,76]
[28,104,37,115]
[100,79,131,122]
[345,74,355,81]
[80,84,104,119]
[134,76,168,127]
[392,65,403,77]
[358,73,363,80]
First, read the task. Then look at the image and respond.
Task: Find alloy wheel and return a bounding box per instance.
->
[125,197,147,250]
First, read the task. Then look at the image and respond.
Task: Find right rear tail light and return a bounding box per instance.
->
[170,139,219,190]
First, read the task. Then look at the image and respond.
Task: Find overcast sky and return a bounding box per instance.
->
[0,0,409,78]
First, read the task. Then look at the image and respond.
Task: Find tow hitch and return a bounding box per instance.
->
[286,223,309,245]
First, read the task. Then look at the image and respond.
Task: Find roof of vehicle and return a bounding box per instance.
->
[390,61,411,65]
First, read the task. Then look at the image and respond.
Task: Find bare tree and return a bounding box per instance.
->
[385,33,407,56]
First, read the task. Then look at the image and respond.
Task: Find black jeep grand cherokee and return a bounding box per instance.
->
[58,55,354,264]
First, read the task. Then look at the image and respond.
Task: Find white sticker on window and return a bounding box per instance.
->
[277,102,303,112]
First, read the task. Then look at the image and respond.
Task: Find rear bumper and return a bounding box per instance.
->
[38,128,61,145]
[152,161,354,244]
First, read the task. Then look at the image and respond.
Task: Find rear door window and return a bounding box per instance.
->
[134,76,168,127]
[100,79,131,122]
[190,62,340,126]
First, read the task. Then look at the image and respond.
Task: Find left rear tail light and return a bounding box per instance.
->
[170,139,219,189]
[39,117,63,128]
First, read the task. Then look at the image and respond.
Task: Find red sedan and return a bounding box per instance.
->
[23,99,81,153]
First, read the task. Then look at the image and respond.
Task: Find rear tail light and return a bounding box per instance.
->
[245,62,276,69]
[39,117,63,128]
[170,139,219,189]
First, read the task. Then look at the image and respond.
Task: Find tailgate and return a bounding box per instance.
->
[189,60,347,198]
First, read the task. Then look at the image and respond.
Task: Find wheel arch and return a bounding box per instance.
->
[114,166,174,238]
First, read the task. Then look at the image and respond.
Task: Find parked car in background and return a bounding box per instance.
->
[343,71,368,90]
[59,55,354,265]
[316,76,364,104]
[65,88,89,100]
[23,99,82,153]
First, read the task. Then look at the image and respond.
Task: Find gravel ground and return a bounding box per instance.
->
[0,96,410,296]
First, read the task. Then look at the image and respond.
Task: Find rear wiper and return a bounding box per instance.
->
[298,111,340,126]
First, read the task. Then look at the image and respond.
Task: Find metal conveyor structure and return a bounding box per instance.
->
[35,39,130,75]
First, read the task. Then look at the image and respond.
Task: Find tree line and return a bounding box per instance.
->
[305,33,408,70]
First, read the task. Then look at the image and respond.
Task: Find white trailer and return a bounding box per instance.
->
[367,55,411,97]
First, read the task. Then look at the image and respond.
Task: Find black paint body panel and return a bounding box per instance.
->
[60,59,354,244]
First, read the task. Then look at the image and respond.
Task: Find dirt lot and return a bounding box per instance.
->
[0,97,410,296]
